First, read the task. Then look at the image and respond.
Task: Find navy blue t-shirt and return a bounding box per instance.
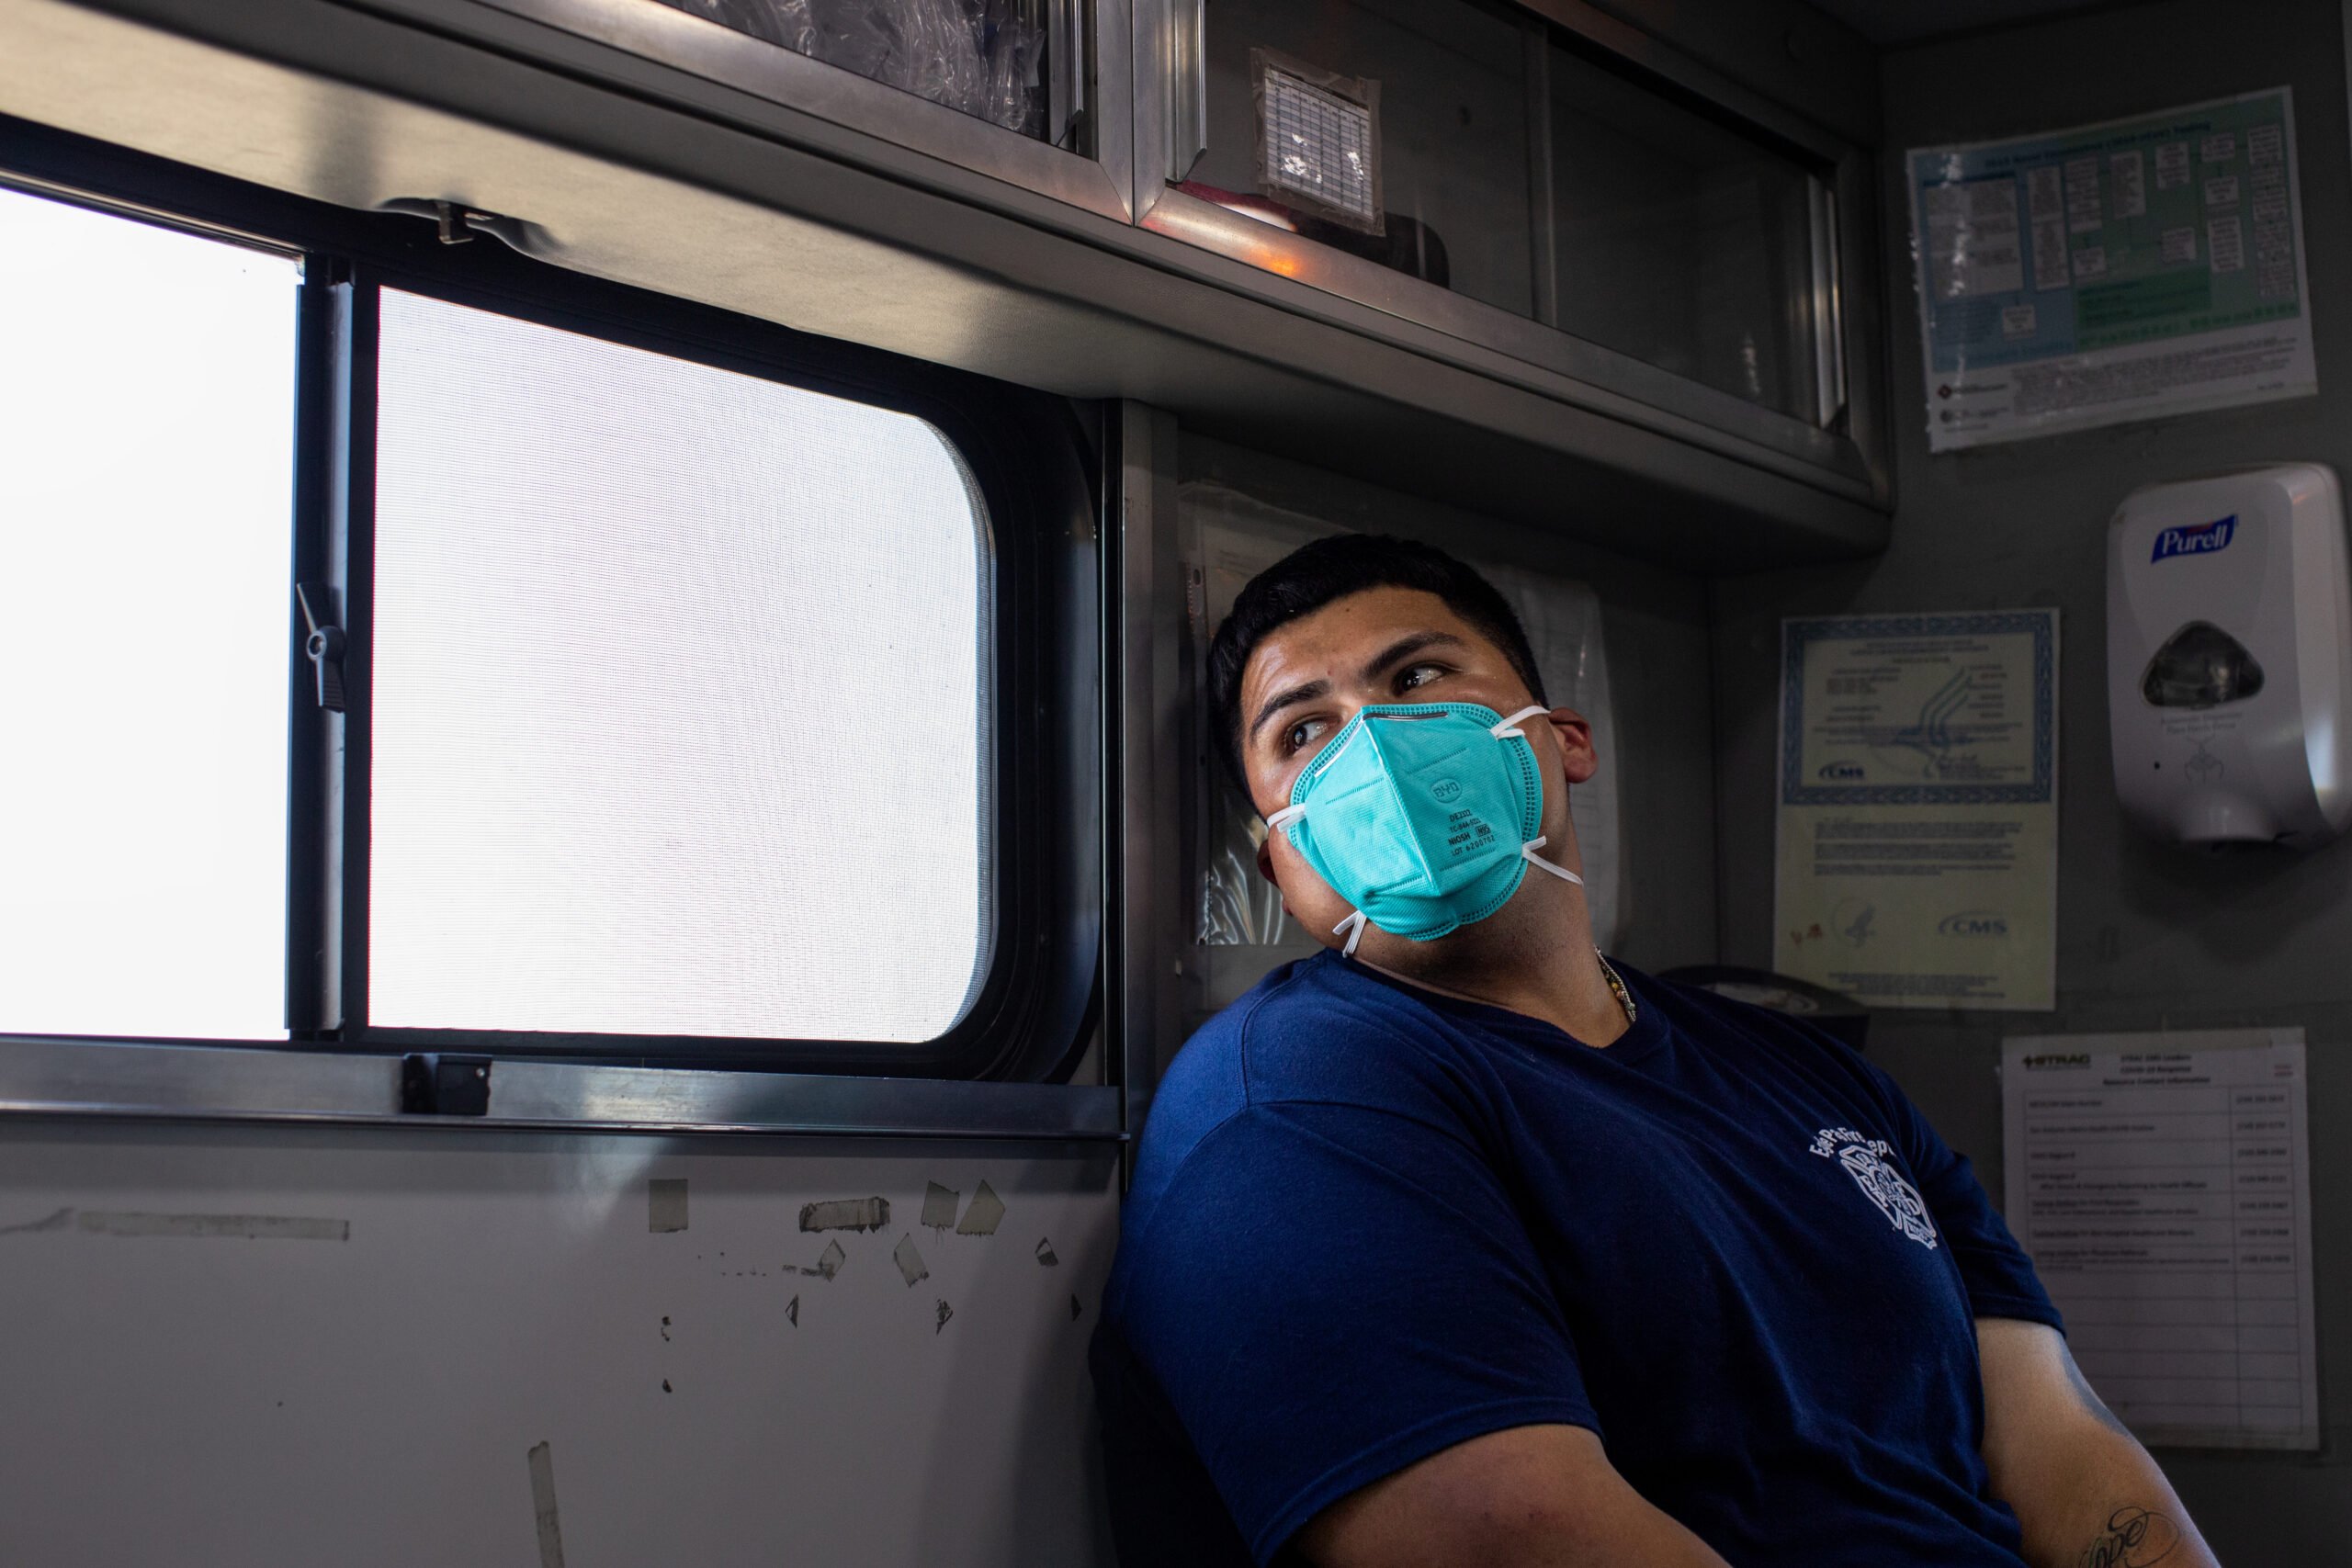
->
[1092,953,2062,1567]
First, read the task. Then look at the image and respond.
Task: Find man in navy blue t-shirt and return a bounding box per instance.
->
[1093,536,2218,1567]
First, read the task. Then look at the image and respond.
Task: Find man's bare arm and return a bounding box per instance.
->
[1978,1318,2222,1568]
[1297,1424,1732,1568]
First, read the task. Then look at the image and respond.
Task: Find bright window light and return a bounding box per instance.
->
[0,187,298,1039]
[368,290,993,1043]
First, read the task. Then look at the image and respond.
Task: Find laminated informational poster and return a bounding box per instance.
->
[2001,1031,2319,1450]
[1774,611,2057,1010]
[1907,88,2313,451]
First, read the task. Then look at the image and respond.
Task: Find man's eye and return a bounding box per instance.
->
[1398,662,1445,691]
[1284,717,1329,754]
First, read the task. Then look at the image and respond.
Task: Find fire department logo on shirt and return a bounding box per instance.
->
[1809,1127,1939,1251]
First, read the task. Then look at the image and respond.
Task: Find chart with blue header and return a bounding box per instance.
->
[1907,88,2313,451]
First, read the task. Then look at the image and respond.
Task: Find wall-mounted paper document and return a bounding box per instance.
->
[1774,612,2057,1010]
[2002,1031,2318,1450]
[1907,88,2313,451]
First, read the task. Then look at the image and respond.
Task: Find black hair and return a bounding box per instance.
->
[1204,533,1546,797]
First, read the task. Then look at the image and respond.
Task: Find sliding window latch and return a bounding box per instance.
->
[296,582,345,712]
[401,1054,492,1116]
[374,198,541,254]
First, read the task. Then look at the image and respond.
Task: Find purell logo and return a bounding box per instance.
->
[2151,514,2235,563]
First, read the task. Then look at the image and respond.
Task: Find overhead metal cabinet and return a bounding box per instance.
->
[1136,0,1885,508]
[464,0,1885,522]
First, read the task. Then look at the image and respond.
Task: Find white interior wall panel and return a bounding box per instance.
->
[0,1121,1120,1566]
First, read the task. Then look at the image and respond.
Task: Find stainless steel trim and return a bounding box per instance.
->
[469,0,1133,221]
[1044,0,1080,151]
[1112,403,1186,1145]
[0,1034,1124,1139]
[1827,192,1849,424]
[0,169,302,259]
[1091,0,1135,225]
[1165,0,1207,183]
[1521,23,1559,332]
[1811,178,1848,431]
[1139,186,1870,490]
[1811,181,1828,429]
[1829,146,1890,505]
[1129,0,1170,217]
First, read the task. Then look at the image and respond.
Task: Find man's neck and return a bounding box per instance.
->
[1356,886,1630,1047]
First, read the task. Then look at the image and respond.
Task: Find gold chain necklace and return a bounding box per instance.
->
[1596,949,1638,1025]
[1358,947,1637,1030]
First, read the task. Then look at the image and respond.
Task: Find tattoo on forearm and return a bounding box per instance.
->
[2079,1506,2180,1568]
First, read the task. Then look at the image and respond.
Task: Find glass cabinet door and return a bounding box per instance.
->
[1139,0,1860,460]
[471,0,1131,220]
[656,0,1062,141]
[1544,37,1838,427]
[1189,0,1536,320]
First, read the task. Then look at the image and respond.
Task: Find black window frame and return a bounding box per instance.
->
[0,117,1102,1085]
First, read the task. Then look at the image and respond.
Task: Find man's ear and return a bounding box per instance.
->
[1253,827,1299,919]
[1545,707,1600,786]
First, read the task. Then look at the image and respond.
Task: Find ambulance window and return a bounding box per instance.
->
[368,289,993,1044]
[0,185,299,1042]
[0,148,1098,1094]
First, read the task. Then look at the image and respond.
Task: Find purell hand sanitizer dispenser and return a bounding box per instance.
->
[2109,464,2352,847]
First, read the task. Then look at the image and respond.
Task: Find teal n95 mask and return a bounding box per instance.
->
[1265,702,1583,956]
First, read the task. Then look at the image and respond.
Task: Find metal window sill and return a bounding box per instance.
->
[0,1034,1124,1141]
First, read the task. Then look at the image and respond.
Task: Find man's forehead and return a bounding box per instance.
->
[1241,586,1476,693]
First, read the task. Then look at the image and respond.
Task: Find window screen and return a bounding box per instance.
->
[368,289,994,1044]
[0,187,298,1040]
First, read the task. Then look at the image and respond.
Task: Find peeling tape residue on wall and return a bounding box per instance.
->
[894,1233,929,1287]
[799,1198,889,1233]
[956,1180,1005,1236]
[648,1179,688,1234]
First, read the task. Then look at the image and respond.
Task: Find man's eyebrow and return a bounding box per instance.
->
[1247,677,1330,745]
[1358,630,1465,686]
[1245,631,1469,749]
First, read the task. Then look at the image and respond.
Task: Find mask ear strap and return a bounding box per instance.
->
[1489,704,1551,739]
[1265,803,1308,837]
[1332,908,1369,956]
[1521,836,1585,886]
